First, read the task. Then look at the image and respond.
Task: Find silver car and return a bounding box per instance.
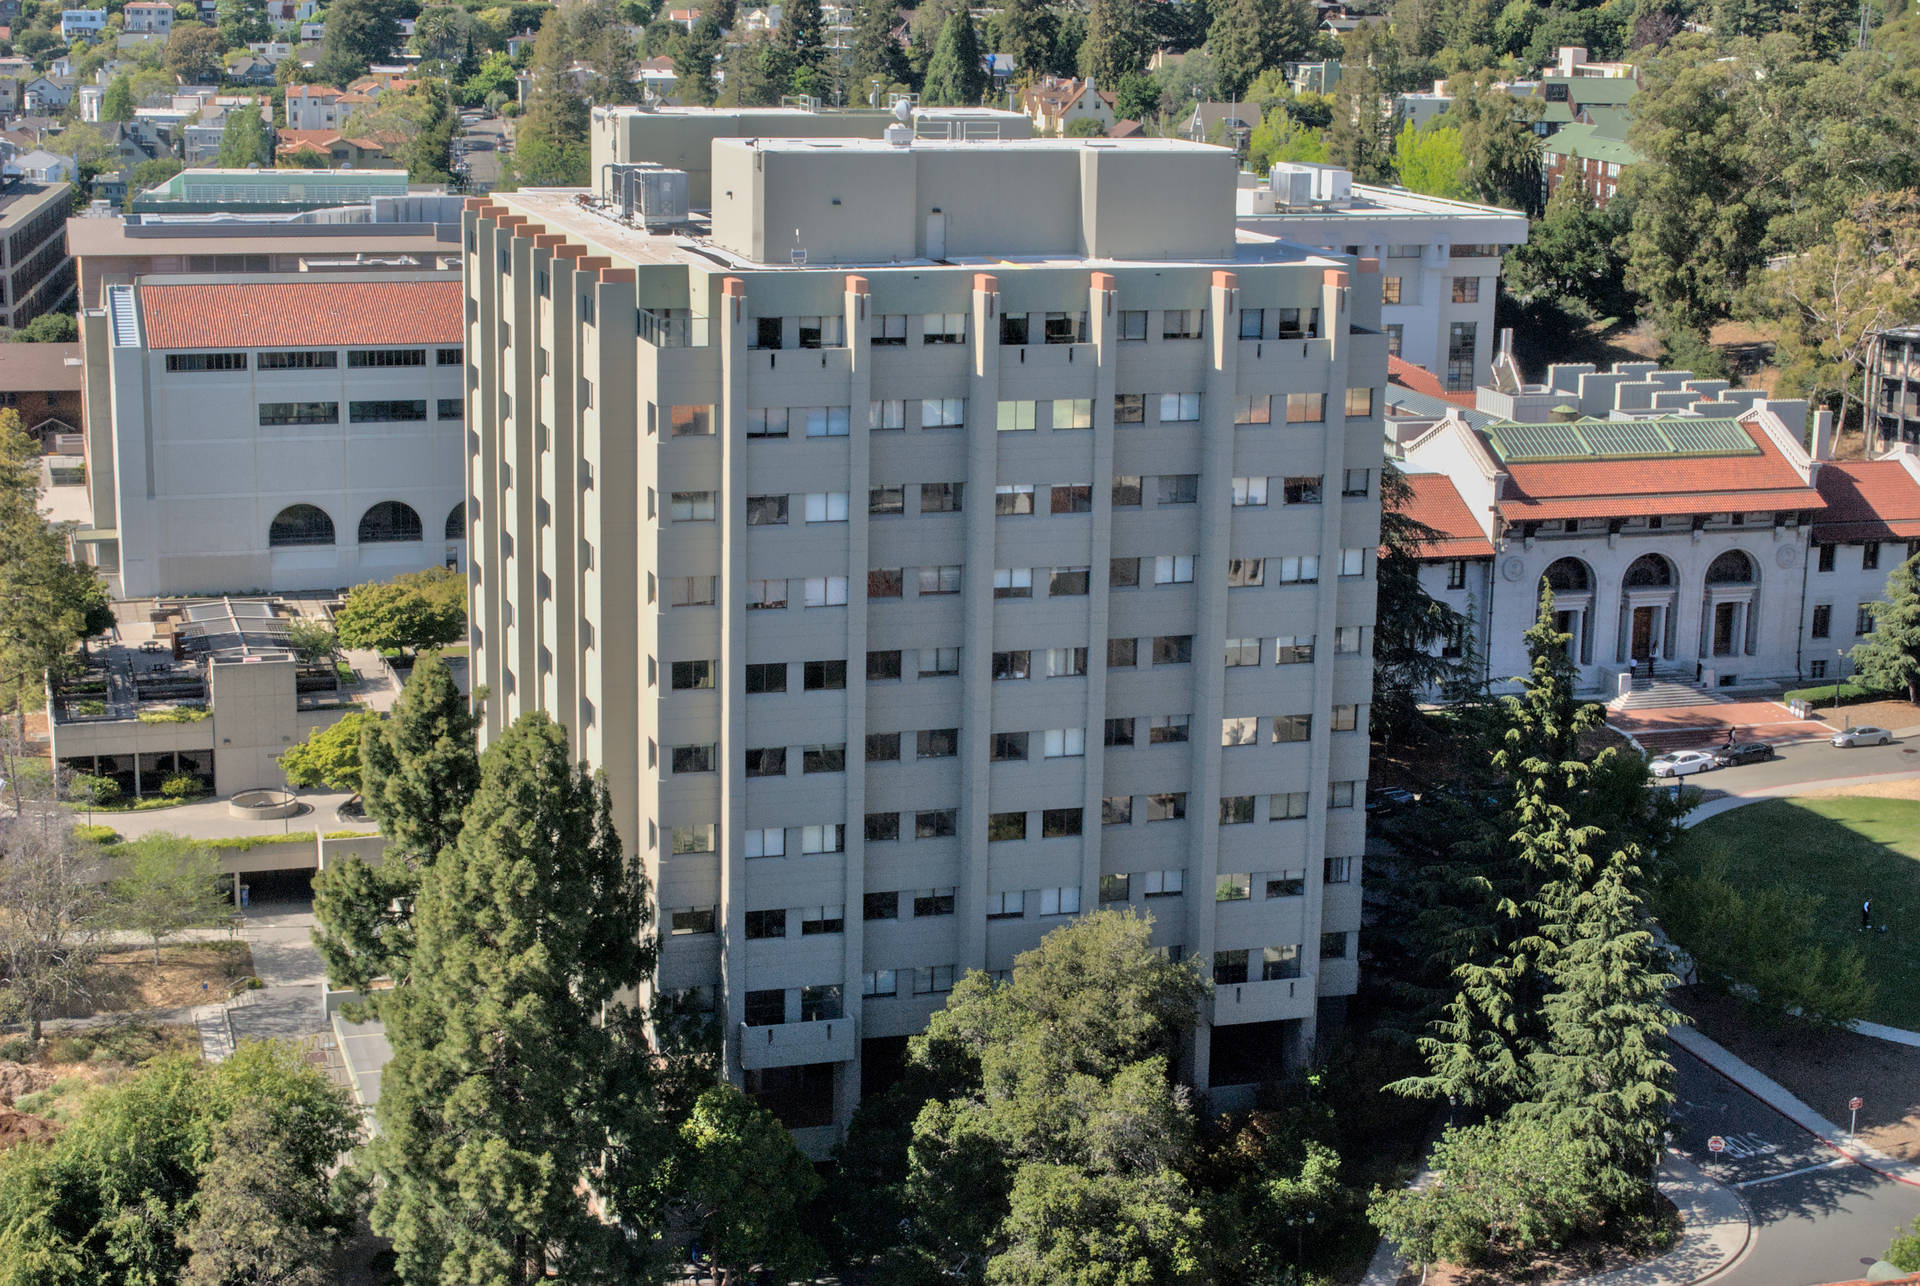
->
[1649,750,1716,777]
[1832,726,1893,747]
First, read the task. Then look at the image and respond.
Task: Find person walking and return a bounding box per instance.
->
[1863,898,1873,931]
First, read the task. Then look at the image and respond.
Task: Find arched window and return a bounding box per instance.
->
[1624,554,1673,588]
[1705,550,1756,584]
[445,501,466,541]
[358,500,423,543]
[1542,557,1591,593]
[268,504,335,547]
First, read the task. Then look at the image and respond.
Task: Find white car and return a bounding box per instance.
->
[1832,726,1893,748]
[1649,750,1716,778]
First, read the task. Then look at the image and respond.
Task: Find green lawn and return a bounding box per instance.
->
[1683,797,1920,1027]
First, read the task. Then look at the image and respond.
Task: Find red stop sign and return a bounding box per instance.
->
[1850,1097,1864,1112]
[1707,1135,1727,1153]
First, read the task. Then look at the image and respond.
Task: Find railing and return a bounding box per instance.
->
[637,308,709,349]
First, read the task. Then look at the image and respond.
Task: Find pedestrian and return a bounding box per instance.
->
[1863,898,1872,931]
[1725,726,1737,747]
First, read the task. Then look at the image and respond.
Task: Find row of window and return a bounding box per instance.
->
[744,307,1329,352]
[257,399,462,426]
[1808,603,1879,642]
[1815,540,1920,574]
[165,347,461,373]
[1377,276,1481,307]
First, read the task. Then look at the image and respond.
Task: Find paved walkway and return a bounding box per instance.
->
[220,901,330,1049]
[90,790,373,841]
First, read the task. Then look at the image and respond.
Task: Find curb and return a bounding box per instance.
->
[1561,1152,1751,1286]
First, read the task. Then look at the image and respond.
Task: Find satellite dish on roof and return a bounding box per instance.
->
[893,97,911,124]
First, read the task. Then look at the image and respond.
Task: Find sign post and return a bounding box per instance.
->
[1707,1135,1726,1156]
[1850,1096,1863,1137]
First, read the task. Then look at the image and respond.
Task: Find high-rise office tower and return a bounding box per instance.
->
[464,130,1384,1150]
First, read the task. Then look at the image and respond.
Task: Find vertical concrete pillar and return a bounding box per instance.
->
[837,273,873,1132]
[717,275,751,1087]
[957,273,1000,976]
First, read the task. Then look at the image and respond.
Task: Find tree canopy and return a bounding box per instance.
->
[331,566,466,657]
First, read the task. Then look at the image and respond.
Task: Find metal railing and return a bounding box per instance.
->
[637,309,709,349]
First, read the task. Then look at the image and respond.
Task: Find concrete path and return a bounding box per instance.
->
[222,900,330,1048]
[89,790,373,841]
[192,1003,233,1062]
[1565,1153,1751,1286]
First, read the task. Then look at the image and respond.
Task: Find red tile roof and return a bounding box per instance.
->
[1813,459,1920,542]
[1493,421,1824,522]
[1397,472,1495,558]
[138,280,463,350]
[1389,355,1476,408]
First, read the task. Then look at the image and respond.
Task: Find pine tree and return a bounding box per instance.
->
[1852,553,1920,703]
[921,8,987,106]
[508,15,591,186]
[311,651,478,997]
[1374,460,1477,740]
[846,0,905,98]
[780,0,826,73]
[1326,22,1397,182]
[1080,0,1151,85]
[673,13,724,106]
[991,0,1050,86]
[366,713,661,1286]
[1208,0,1314,99]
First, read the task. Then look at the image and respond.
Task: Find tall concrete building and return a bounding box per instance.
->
[464,136,1384,1149]
[0,177,75,330]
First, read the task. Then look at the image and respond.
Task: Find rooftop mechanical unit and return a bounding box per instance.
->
[604,162,691,230]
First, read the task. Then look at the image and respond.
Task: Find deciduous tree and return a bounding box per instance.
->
[1393,119,1470,198]
[278,708,381,796]
[164,24,228,82]
[214,104,273,167]
[331,566,465,657]
[109,832,228,964]
[0,799,108,1039]
[316,0,405,83]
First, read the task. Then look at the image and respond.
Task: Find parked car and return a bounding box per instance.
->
[1712,742,1776,768]
[1832,725,1893,747]
[1648,750,1716,778]
[1365,786,1417,815]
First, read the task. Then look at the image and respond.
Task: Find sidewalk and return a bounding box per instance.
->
[1684,764,1920,826]
[84,790,374,841]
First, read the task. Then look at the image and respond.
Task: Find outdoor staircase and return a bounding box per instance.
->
[1608,667,1730,711]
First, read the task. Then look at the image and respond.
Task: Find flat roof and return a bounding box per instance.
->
[0,178,71,227]
[0,341,83,390]
[66,217,458,257]
[137,275,462,350]
[1238,181,1529,223]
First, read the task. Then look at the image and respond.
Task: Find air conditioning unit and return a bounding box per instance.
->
[1268,163,1314,206]
[607,162,689,229]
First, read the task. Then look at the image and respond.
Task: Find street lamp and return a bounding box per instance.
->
[1837,647,1847,728]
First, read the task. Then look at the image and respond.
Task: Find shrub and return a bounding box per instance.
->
[1782,678,1896,706]
[71,824,121,846]
[1889,1218,1920,1272]
[0,1037,33,1063]
[71,774,120,807]
[158,773,203,800]
[136,706,210,724]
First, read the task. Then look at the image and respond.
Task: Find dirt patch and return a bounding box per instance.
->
[0,1107,59,1151]
[72,941,255,1017]
[1674,989,1920,1162]
[1799,780,1920,802]
[0,1062,55,1104]
[1800,698,1920,733]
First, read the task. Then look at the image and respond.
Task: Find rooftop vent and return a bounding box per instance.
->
[1268,161,1353,207]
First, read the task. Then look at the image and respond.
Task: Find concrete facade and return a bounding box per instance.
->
[464,136,1384,1147]
[0,178,75,330]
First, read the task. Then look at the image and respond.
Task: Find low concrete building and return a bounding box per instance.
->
[0,339,83,438]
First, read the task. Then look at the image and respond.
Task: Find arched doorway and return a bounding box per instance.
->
[1702,550,1759,658]
[1541,557,1595,665]
[1618,553,1677,666]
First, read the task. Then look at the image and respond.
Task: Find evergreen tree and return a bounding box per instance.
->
[1326,22,1397,182]
[397,78,457,182]
[1208,0,1313,99]
[1080,0,1151,85]
[508,15,591,186]
[991,0,1050,85]
[216,0,270,47]
[365,713,661,1285]
[214,105,272,167]
[1852,553,1920,702]
[315,0,405,83]
[722,31,796,105]
[312,651,478,998]
[921,8,987,106]
[1373,461,1476,739]
[846,0,905,98]
[673,12,724,106]
[669,1085,825,1282]
[780,0,826,73]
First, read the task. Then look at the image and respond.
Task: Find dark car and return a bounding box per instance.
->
[1712,741,1775,768]
[1365,787,1417,815]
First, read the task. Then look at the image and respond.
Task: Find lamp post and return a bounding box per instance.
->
[1837,648,1847,728]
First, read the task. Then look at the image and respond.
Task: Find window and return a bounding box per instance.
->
[745,828,785,858]
[1225,637,1261,667]
[358,502,422,543]
[745,494,789,526]
[922,397,966,429]
[1041,885,1083,917]
[1283,476,1324,506]
[993,568,1033,599]
[917,728,960,759]
[1271,791,1308,820]
[805,577,848,606]
[1111,558,1141,588]
[1341,547,1367,577]
[671,660,715,690]
[670,907,716,936]
[1266,869,1305,898]
[798,406,850,437]
[1100,873,1131,903]
[743,989,785,1026]
[1321,931,1350,960]
[1220,794,1256,824]
[437,398,464,422]
[1273,714,1312,744]
[746,579,788,610]
[257,350,336,370]
[1156,474,1199,506]
[672,744,716,773]
[1451,243,1500,258]
[1819,544,1836,572]
[1000,312,1030,345]
[1160,393,1202,422]
[913,888,957,917]
[167,352,247,372]
[920,482,963,513]
[1113,475,1143,507]
[1059,398,1093,428]
[913,966,956,996]
[864,891,899,920]
[802,905,844,936]
[802,744,847,774]
[1273,634,1316,665]
[803,659,847,691]
[1045,311,1087,344]
[996,484,1035,515]
[1345,387,1374,417]
[919,648,961,677]
[1325,855,1353,883]
[755,317,784,349]
[866,814,900,843]
[986,890,1026,919]
[746,909,787,940]
[671,825,716,854]
[1043,728,1085,758]
[1865,542,1883,571]
[743,407,788,438]
[1240,308,1264,340]
[992,650,1031,680]
[1285,393,1325,423]
[1810,659,1828,679]
[670,404,714,436]
[1226,558,1265,588]
[1276,555,1320,584]
[1103,796,1133,825]
[1859,603,1878,635]
[797,315,844,348]
[1049,566,1090,596]
[1214,950,1249,985]
[1152,635,1193,666]
[1330,780,1357,809]
[919,565,962,596]
[1114,393,1146,424]
[997,400,1037,432]
[800,492,847,524]
[1108,638,1138,669]
[1118,310,1148,340]
[1451,276,1480,303]
[1104,717,1136,747]
[1221,716,1259,746]
[1045,647,1088,677]
[346,348,425,368]
[875,314,907,346]
[1217,873,1252,902]
[1332,704,1359,731]
[923,313,966,344]
[745,748,787,777]
[868,650,903,681]
[1235,395,1272,425]
[1811,604,1832,639]
[1385,324,1404,356]
[1163,309,1203,339]
[268,505,334,548]
[258,401,338,426]
[1263,945,1302,980]
[990,730,1029,761]
[1275,306,1318,337]
[1446,559,1469,592]
[1051,484,1093,514]
[1446,321,1477,392]
[1154,556,1195,585]
[1150,714,1191,744]
[869,568,905,598]
[1232,476,1268,506]
[1382,276,1403,304]
[989,811,1028,842]
[1335,626,1363,654]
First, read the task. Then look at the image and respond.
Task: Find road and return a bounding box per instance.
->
[1667,733,1920,797]
[1669,1050,1920,1285]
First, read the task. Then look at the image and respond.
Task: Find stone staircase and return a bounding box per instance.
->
[1608,668,1730,711]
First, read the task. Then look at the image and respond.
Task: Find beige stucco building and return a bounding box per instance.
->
[464,133,1385,1148]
